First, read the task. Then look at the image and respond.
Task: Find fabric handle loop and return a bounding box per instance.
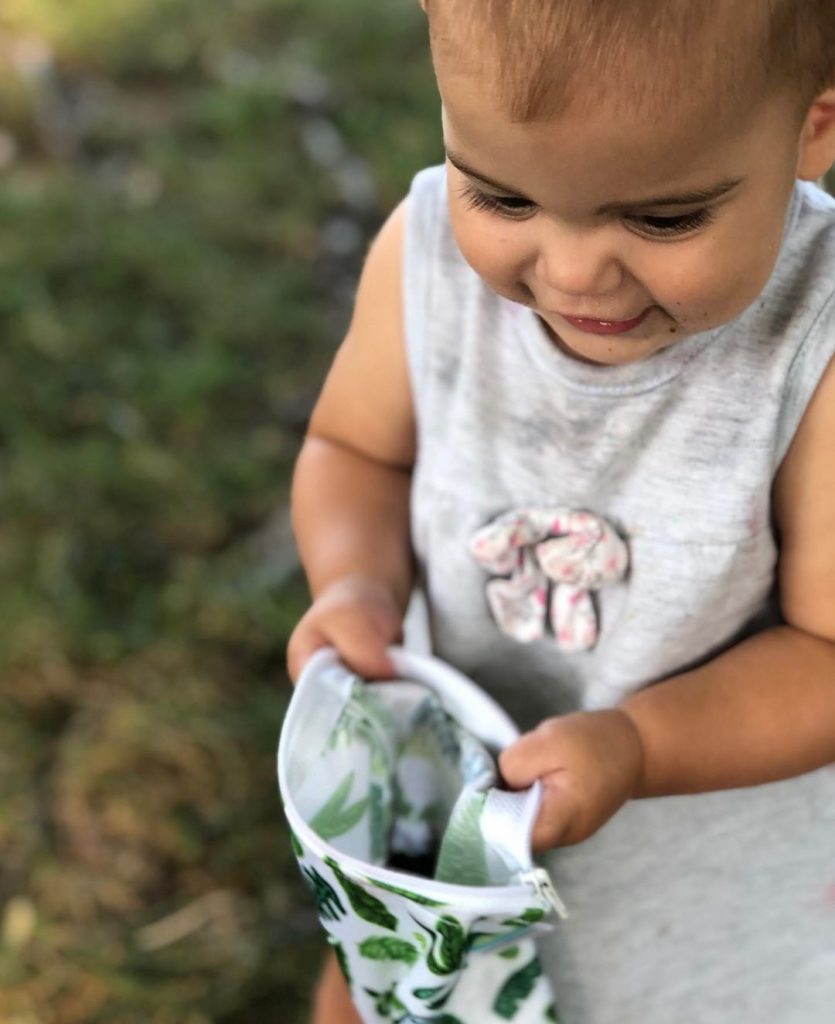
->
[480,781,542,873]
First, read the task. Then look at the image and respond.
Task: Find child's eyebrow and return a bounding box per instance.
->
[445,148,745,211]
[446,149,528,195]
[596,179,746,212]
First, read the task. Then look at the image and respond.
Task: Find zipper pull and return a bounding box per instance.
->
[520,867,569,920]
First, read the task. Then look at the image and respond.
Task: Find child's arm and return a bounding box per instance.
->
[287,200,416,682]
[502,358,835,850]
[624,355,835,792]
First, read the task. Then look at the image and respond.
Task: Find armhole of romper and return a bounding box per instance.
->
[402,166,444,435]
[401,167,445,657]
[774,287,835,471]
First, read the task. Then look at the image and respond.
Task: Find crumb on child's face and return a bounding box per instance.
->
[438,64,813,367]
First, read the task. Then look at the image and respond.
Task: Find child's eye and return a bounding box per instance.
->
[458,180,714,238]
[626,208,713,238]
[458,183,536,219]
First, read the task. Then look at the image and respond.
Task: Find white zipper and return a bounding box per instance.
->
[519,867,569,920]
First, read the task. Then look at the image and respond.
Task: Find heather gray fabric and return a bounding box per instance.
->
[402,165,835,1023]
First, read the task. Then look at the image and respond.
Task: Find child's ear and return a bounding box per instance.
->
[796,86,835,181]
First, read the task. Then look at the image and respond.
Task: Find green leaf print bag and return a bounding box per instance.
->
[278,647,567,1024]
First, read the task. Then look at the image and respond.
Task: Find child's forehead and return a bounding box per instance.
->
[439,71,799,212]
[441,68,745,158]
[429,0,778,129]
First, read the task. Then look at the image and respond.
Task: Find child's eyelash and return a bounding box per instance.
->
[458,182,715,237]
[459,183,533,217]
[629,209,714,237]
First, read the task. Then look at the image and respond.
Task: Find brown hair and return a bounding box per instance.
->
[426,0,835,123]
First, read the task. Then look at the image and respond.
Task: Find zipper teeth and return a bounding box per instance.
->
[283,797,542,911]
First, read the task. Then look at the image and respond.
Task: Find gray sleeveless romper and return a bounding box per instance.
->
[402,165,835,1023]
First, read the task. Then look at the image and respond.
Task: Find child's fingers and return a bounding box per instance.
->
[286,605,401,684]
[498,721,560,789]
[324,612,400,680]
[502,711,644,849]
[499,722,586,847]
[532,770,594,850]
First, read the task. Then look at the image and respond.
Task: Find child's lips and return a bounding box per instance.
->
[558,307,653,335]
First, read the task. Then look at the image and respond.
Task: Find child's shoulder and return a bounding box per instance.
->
[408,163,446,198]
[306,198,416,470]
[403,164,450,247]
[795,178,835,215]
[761,180,835,344]
[785,180,835,270]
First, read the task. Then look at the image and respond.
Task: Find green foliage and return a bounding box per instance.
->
[302,865,346,923]
[412,981,454,1010]
[309,772,370,840]
[363,982,408,1021]
[369,879,447,907]
[358,935,419,966]
[412,914,468,976]
[492,956,543,1020]
[325,857,398,932]
[331,939,352,987]
[288,826,304,858]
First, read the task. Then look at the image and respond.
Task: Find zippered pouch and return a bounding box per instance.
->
[278,647,566,1023]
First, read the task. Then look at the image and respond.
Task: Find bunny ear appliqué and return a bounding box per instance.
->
[470,508,629,652]
[483,548,549,645]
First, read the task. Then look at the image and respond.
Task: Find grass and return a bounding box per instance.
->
[0,1,438,1020]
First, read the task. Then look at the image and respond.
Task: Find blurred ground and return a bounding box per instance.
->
[0,1,438,1021]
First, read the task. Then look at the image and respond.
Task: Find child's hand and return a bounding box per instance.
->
[499,709,645,852]
[286,575,404,683]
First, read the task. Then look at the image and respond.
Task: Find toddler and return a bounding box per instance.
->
[288,1,835,1021]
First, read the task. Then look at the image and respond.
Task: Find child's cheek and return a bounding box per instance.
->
[672,211,790,327]
[451,208,529,299]
[651,234,777,332]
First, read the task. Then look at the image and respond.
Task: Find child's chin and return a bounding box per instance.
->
[541,317,681,366]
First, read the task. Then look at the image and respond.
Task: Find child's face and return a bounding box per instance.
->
[438,64,811,366]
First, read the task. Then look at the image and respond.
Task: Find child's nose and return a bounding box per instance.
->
[533,224,624,299]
